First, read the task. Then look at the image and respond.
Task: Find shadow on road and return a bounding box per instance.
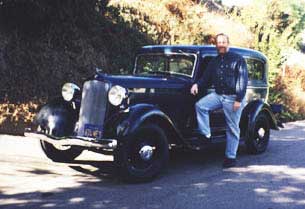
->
[68,160,116,180]
[64,143,229,181]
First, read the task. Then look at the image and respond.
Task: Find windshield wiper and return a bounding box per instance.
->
[178,50,194,57]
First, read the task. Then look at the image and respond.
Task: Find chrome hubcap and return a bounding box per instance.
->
[139,145,154,161]
[258,128,265,139]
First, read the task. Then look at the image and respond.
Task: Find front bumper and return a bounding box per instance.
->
[24,129,117,150]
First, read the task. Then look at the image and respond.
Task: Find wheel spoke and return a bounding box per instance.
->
[116,124,169,182]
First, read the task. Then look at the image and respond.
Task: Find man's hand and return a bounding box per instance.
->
[233,101,241,111]
[190,84,198,95]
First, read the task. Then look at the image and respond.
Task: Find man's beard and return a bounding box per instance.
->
[217,47,228,54]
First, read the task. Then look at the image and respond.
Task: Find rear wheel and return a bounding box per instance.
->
[115,124,169,182]
[245,113,270,154]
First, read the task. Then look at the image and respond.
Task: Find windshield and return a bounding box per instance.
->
[135,54,196,77]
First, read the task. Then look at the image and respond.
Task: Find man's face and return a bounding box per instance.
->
[216,35,229,55]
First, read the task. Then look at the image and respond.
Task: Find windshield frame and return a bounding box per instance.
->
[133,52,198,78]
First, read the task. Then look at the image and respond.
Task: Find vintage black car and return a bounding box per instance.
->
[25,45,281,182]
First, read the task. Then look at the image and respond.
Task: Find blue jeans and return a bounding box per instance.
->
[195,92,246,159]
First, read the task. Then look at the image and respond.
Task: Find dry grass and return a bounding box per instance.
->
[0,101,39,135]
[273,51,305,120]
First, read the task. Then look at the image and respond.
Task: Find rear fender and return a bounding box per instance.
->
[240,100,278,137]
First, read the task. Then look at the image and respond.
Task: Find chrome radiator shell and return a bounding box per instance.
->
[77,80,110,138]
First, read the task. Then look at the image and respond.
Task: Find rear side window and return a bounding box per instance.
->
[246,58,266,83]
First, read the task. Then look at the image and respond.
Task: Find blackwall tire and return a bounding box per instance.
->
[115,124,169,183]
[38,122,82,163]
[35,100,83,162]
[40,140,82,163]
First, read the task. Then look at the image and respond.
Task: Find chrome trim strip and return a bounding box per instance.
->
[246,86,268,89]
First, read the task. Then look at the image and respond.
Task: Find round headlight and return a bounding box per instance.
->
[108,85,127,106]
[62,83,80,102]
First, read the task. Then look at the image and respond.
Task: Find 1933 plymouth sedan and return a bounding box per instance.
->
[25,45,281,182]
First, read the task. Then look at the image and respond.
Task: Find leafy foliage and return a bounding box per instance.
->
[230,0,305,69]
[0,0,153,102]
[0,0,153,133]
[229,0,305,120]
[109,0,252,46]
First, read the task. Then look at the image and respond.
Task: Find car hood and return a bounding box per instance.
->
[95,73,190,89]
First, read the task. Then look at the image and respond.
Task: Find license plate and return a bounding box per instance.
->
[84,124,103,139]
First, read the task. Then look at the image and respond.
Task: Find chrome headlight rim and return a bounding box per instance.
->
[62,83,80,102]
[108,85,127,106]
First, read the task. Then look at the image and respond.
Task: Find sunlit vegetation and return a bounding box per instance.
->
[229,0,305,121]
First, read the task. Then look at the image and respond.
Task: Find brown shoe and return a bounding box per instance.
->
[222,157,236,168]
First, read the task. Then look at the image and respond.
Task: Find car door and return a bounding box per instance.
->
[152,54,197,131]
[188,54,227,137]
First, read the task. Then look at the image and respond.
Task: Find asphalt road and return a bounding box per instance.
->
[1,120,305,209]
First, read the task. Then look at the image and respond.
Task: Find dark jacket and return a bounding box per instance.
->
[197,51,248,102]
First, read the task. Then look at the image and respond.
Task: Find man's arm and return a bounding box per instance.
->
[196,62,213,89]
[190,63,213,95]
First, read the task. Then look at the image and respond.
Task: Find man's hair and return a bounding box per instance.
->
[215,33,230,44]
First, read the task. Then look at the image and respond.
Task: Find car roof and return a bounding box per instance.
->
[138,45,268,63]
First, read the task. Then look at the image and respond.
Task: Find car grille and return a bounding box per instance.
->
[77,80,110,138]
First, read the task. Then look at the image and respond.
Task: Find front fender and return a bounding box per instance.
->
[116,104,183,140]
[35,97,79,136]
[240,100,278,136]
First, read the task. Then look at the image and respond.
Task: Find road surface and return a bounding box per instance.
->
[1,120,305,209]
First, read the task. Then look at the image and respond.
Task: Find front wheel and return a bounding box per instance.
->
[35,101,83,162]
[40,141,82,162]
[245,113,270,154]
[39,125,83,162]
[114,124,169,182]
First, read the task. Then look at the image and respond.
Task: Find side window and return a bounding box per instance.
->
[246,58,265,83]
[169,55,195,76]
[137,55,166,74]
